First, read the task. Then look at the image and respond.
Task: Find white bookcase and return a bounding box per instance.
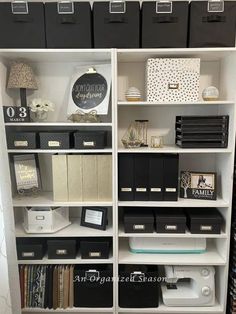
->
[0,48,235,314]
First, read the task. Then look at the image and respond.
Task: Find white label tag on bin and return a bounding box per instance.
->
[110,0,126,14]
[156,0,172,14]
[58,0,74,14]
[11,0,28,14]
[208,0,224,13]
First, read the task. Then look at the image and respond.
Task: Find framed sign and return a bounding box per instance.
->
[180,171,217,200]
[3,106,30,122]
[81,207,108,230]
[67,64,111,118]
[13,154,41,195]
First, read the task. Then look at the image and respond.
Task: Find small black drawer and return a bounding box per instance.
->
[16,238,45,260]
[124,208,154,233]
[119,265,159,308]
[39,132,71,149]
[47,239,77,259]
[154,208,186,233]
[186,208,223,234]
[74,131,107,149]
[7,132,37,149]
[74,265,113,307]
[80,239,110,259]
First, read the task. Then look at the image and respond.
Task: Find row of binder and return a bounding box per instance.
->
[118,153,179,201]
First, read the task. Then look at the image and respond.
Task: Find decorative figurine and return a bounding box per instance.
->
[202,86,219,101]
[125,87,141,101]
[29,98,55,122]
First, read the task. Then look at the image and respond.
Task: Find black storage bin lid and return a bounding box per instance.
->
[47,239,76,246]
[154,208,186,223]
[124,208,154,224]
[186,208,223,224]
[39,132,70,136]
[119,264,158,275]
[74,130,106,137]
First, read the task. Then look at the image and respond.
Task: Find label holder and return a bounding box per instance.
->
[58,0,74,14]
[11,0,28,15]
[208,0,224,13]
[110,0,126,14]
[156,0,172,14]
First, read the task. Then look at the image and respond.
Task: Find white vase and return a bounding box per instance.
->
[31,111,48,122]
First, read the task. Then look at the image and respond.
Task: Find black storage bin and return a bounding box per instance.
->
[124,208,154,233]
[163,154,179,201]
[154,208,186,233]
[45,2,92,48]
[7,132,37,149]
[119,154,135,201]
[93,2,140,48]
[80,239,110,259]
[47,239,77,259]
[189,1,236,47]
[17,238,45,260]
[39,132,71,149]
[74,265,113,307]
[119,265,159,308]
[186,208,223,234]
[74,131,107,149]
[0,2,45,48]
[142,1,189,48]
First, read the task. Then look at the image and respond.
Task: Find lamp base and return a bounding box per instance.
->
[20,88,27,108]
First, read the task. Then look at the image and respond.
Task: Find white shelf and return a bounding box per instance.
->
[13,192,113,207]
[8,148,113,154]
[119,240,226,266]
[5,122,112,127]
[118,145,232,154]
[118,100,234,106]
[118,197,229,208]
[22,307,114,313]
[15,219,113,238]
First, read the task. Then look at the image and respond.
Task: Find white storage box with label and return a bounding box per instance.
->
[23,207,71,234]
[146,58,200,102]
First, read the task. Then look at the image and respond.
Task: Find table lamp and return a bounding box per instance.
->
[7,61,38,108]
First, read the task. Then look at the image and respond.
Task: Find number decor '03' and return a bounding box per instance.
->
[3,106,30,122]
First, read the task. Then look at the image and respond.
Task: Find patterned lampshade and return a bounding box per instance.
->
[7,61,38,90]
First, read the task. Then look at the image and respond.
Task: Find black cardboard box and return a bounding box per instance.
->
[80,239,110,259]
[154,208,186,233]
[124,208,154,233]
[7,132,37,149]
[47,239,76,259]
[45,2,92,48]
[0,2,45,48]
[39,132,71,149]
[142,1,189,48]
[186,208,223,234]
[17,238,45,260]
[119,265,159,308]
[74,131,107,149]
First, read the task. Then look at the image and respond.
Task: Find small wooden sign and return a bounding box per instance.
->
[3,106,30,123]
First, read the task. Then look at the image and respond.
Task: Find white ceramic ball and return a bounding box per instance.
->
[202,86,219,101]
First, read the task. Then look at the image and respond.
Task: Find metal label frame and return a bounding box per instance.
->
[109,0,126,14]
[156,1,172,14]
[11,0,28,14]
[58,0,74,14]
[208,0,224,13]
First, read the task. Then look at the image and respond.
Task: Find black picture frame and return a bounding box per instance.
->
[80,207,108,231]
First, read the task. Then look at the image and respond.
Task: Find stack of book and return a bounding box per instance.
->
[19,265,74,309]
[175,115,229,148]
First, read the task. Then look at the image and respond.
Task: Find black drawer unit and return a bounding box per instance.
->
[142,1,189,48]
[74,131,107,149]
[39,132,71,149]
[16,238,45,260]
[74,265,113,307]
[189,1,236,47]
[7,132,37,149]
[47,239,77,259]
[119,265,159,308]
[80,239,110,259]
[0,2,46,48]
[93,1,140,48]
[154,208,186,233]
[45,2,92,48]
[124,208,154,233]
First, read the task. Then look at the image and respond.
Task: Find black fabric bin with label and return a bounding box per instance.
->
[80,239,110,259]
[124,207,154,233]
[189,1,236,47]
[93,1,140,48]
[47,239,77,259]
[74,131,107,149]
[7,132,37,149]
[119,265,159,308]
[0,2,45,48]
[154,208,186,233]
[39,132,71,149]
[17,238,45,260]
[45,2,92,48]
[74,265,113,307]
[142,1,189,48]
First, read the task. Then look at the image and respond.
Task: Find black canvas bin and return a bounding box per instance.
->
[0,2,45,48]
[80,239,110,259]
[189,1,236,47]
[7,132,37,149]
[39,132,71,149]
[142,1,189,48]
[123,207,154,233]
[119,265,159,308]
[93,2,140,48]
[47,239,77,259]
[154,208,186,233]
[16,238,45,260]
[45,2,92,48]
[74,265,113,307]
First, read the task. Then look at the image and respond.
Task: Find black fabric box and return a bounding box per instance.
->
[163,154,179,201]
[74,265,113,307]
[134,155,149,201]
[186,208,223,234]
[189,1,236,47]
[154,208,186,233]
[7,132,37,149]
[74,131,106,149]
[142,1,189,48]
[119,265,159,308]
[149,155,164,201]
[17,238,45,260]
[39,132,71,149]
[124,208,154,233]
[93,1,140,48]
[45,2,92,48]
[118,154,134,201]
[80,239,110,259]
[0,2,45,48]
[47,239,76,259]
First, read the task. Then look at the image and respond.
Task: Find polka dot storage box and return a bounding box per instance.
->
[146,58,200,102]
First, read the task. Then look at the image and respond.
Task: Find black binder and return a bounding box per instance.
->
[149,154,164,201]
[163,154,179,201]
[118,154,134,201]
[134,154,149,201]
